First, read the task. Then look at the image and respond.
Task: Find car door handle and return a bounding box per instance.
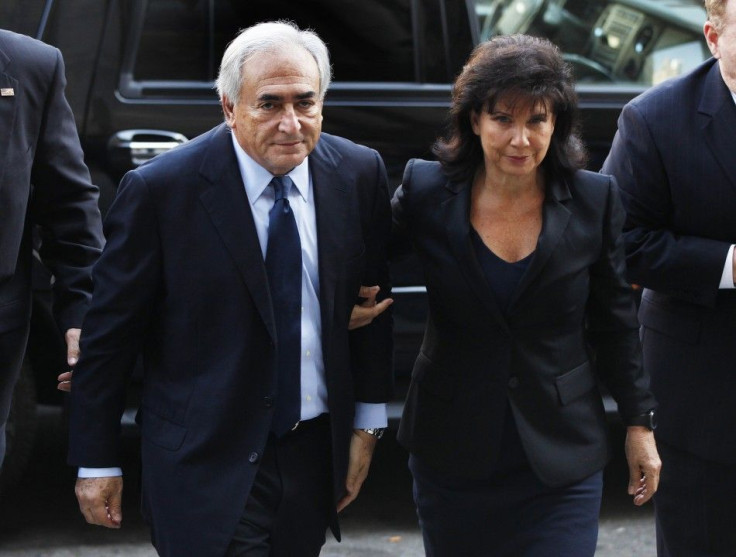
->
[108,129,188,169]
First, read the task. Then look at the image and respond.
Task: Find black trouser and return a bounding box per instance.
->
[0,323,30,470]
[655,440,736,557]
[226,414,333,557]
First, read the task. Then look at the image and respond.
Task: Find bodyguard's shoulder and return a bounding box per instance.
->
[0,29,59,65]
[628,57,715,113]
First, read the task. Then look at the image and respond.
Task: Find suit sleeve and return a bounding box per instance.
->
[601,102,730,307]
[389,159,417,260]
[348,149,394,403]
[586,176,656,418]
[30,47,103,331]
[68,170,160,467]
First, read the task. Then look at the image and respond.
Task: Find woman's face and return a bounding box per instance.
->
[470,97,556,180]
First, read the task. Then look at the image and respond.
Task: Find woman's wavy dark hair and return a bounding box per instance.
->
[433,34,587,182]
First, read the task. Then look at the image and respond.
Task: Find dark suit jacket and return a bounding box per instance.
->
[394,159,655,487]
[602,58,736,464]
[0,29,102,334]
[67,124,393,557]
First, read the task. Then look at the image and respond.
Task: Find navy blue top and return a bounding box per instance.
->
[471,226,535,472]
[470,227,533,314]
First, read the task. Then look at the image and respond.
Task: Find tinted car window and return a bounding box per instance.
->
[473,0,708,85]
[133,0,416,84]
[0,0,47,38]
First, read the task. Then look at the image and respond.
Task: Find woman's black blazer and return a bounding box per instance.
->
[393,159,656,487]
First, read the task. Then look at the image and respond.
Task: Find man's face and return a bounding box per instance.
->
[222,46,323,176]
[705,0,736,93]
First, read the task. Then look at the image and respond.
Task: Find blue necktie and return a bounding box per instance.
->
[265,176,302,436]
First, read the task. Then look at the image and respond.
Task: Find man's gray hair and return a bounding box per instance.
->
[216,20,332,104]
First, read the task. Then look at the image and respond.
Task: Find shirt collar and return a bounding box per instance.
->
[230,131,310,204]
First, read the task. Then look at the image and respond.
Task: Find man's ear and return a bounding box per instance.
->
[221,96,236,126]
[704,21,721,59]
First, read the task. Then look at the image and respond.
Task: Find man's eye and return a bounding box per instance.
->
[260,103,274,110]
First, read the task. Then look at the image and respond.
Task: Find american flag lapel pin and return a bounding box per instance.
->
[1,88,14,97]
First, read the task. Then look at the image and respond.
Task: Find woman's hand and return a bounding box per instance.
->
[625,427,661,506]
[349,286,393,330]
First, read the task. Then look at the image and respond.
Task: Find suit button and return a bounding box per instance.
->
[263,396,273,408]
[508,377,520,389]
[248,452,259,463]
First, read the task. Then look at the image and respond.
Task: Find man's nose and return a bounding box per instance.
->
[278,106,301,133]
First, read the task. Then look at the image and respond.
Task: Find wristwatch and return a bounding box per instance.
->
[360,427,386,440]
[626,409,657,431]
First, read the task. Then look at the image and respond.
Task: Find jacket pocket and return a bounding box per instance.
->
[555,361,596,406]
[140,407,187,451]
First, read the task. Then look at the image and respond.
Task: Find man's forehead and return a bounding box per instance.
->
[242,48,320,93]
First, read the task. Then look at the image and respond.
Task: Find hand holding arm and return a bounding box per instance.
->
[75,476,124,528]
[624,427,661,506]
[336,430,378,512]
[57,328,81,392]
[349,286,394,330]
[65,328,81,366]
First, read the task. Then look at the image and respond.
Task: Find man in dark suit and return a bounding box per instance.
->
[0,29,102,470]
[602,1,736,554]
[68,21,392,557]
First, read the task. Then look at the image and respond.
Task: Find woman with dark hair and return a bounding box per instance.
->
[391,34,661,556]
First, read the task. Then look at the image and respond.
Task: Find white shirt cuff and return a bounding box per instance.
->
[353,402,388,429]
[719,245,736,289]
[78,467,123,478]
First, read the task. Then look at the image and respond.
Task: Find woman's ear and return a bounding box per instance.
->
[470,110,480,135]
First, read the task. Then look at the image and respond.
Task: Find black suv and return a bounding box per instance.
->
[1,0,709,491]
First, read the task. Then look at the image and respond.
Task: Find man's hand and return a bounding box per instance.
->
[65,328,81,366]
[625,427,661,506]
[75,476,124,528]
[336,430,378,512]
[57,370,72,392]
[57,328,82,392]
[349,286,393,330]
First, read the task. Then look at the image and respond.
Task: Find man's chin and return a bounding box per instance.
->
[267,152,309,175]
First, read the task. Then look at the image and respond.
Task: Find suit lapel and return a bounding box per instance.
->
[698,61,736,194]
[442,180,509,331]
[310,137,345,340]
[509,177,571,309]
[197,124,276,341]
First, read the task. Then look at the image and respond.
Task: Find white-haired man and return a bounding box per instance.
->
[68,21,393,557]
